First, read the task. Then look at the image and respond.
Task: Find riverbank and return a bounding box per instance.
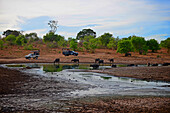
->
[0,66,170,112]
[90,66,170,82]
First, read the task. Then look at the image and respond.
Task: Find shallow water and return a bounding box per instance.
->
[4,63,170,98]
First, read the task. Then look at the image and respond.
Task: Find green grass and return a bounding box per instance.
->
[6,64,26,67]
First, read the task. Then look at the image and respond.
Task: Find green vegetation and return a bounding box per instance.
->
[160,38,170,53]
[1,29,169,55]
[70,39,78,51]
[131,36,148,55]
[147,39,160,52]
[43,65,63,72]
[76,28,96,40]
[117,40,132,55]
[0,40,4,50]
[6,64,26,67]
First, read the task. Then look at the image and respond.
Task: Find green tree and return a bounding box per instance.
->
[3,30,21,37]
[146,39,160,52]
[107,37,120,50]
[89,38,97,53]
[131,36,148,54]
[76,29,96,40]
[98,33,112,48]
[15,35,27,45]
[0,40,4,50]
[5,34,16,45]
[160,38,170,53]
[70,39,78,51]
[117,40,132,56]
[25,33,39,42]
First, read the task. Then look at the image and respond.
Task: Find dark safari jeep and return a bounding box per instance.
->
[25,50,40,59]
[62,48,78,56]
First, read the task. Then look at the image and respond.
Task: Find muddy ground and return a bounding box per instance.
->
[90,66,170,82]
[0,66,170,112]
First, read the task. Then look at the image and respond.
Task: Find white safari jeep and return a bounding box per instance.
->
[25,50,40,59]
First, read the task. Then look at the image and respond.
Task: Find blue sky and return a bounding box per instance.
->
[0,0,170,42]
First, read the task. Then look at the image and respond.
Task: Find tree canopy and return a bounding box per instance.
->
[146,39,160,52]
[117,40,132,55]
[3,30,21,37]
[160,38,170,53]
[76,29,96,40]
[131,36,148,54]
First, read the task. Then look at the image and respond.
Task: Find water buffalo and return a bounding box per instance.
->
[54,58,60,64]
[99,60,104,65]
[147,63,151,66]
[162,63,170,66]
[90,64,99,69]
[108,59,114,63]
[125,53,131,57]
[71,59,79,63]
[127,64,135,67]
[152,63,158,66]
[95,58,100,63]
[111,64,117,68]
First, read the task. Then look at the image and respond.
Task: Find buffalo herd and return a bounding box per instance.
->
[53,58,170,69]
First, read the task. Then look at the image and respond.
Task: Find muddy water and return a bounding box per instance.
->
[5,63,170,98]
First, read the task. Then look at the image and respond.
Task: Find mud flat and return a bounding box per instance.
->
[90,66,170,82]
[0,65,170,112]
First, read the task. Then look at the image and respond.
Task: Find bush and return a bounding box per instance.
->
[47,41,58,48]
[5,34,16,45]
[24,44,34,50]
[0,40,4,50]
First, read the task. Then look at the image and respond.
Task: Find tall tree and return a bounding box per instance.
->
[146,39,160,52]
[5,34,16,45]
[70,39,78,51]
[160,38,170,53]
[25,33,39,42]
[15,35,27,46]
[131,36,148,54]
[117,40,132,56]
[98,33,113,48]
[3,30,21,37]
[76,29,96,40]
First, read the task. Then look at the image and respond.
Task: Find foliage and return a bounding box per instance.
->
[98,33,113,48]
[160,38,170,53]
[24,44,34,50]
[82,36,97,52]
[107,37,120,50]
[146,39,160,52]
[76,29,96,40]
[5,34,16,45]
[70,39,78,51]
[25,33,39,43]
[3,30,21,37]
[117,40,132,55]
[131,36,148,54]
[0,40,4,50]
[58,38,67,48]
[47,41,58,48]
[15,35,27,46]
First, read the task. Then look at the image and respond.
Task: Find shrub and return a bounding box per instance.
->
[24,44,33,50]
[0,40,4,50]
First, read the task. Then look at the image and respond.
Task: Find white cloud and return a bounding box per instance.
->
[146,34,168,43]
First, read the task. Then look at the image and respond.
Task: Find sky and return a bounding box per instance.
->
[0,0,170,42]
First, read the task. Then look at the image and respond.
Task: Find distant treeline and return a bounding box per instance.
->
[0,29,169,55]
